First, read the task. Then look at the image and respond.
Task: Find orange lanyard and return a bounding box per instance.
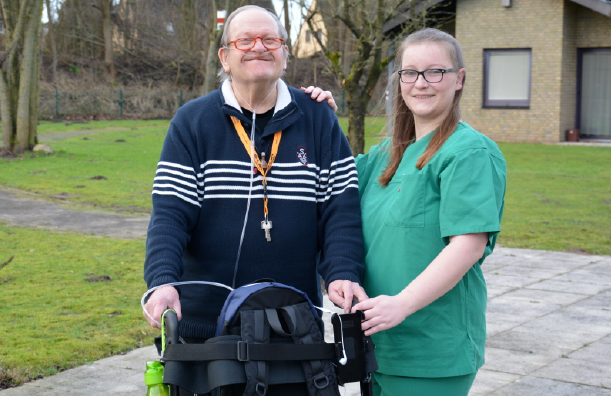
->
[231,116,282,220]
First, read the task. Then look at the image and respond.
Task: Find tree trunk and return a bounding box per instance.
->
[15,0,43,153]
[29,5,42,144]
[201,0,219,96]
[347,96,365,155]
[283,0,291,51]
[101,0,115,84]
[45,0,57,84]
[1,0,44,155]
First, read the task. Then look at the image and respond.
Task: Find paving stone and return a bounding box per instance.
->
[493,248,547,258]
[469,369,521,395]
[0,363,147,395]
[486,329,593,356]
[525,279,609,295]
[487,298,560,318]
[494,288,589,306]
[493,264,568,280]
[571,290,611,310]
[553,271,611,286]
[531,357,611,388]
[487,284,516,298]
[484,273,541,288]
[486,313,528,336]
[569,336,611,364]
[483,253,526,266]
[487,376,611,396]
[581,260,611,274]
[514,306,611,337]
[483,348,559,376]
[507,255,594,270]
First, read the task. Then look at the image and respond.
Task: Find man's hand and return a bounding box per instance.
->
[301,86,338,112]
[327,280,368,313]
[143,285,182,329]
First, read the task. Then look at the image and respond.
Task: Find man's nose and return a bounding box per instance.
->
[251,38,267,52]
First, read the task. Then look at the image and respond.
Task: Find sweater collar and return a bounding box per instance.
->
[221,79,292,115]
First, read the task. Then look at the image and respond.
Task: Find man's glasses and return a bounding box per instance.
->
[226,37,285,51]
[398,68,457,83]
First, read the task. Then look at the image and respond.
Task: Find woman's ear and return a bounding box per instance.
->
[455,68,466,91]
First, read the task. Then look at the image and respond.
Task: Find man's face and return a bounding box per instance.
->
[219,9,288,87]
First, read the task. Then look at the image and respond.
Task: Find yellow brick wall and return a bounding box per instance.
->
[576,6,611,47]
[559,0,578,140]
[456,0,567,143]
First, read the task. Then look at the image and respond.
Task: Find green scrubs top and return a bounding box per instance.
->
[355,122,507,378]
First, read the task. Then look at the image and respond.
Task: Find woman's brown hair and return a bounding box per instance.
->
[378,28,466,187]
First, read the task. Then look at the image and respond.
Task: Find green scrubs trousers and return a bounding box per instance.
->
[372,371,477,396]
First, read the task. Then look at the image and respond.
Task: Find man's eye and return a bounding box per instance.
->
[404,71,417,76]
[427,70,442,75]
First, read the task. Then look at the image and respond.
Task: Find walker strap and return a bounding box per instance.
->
[162,342,335,362]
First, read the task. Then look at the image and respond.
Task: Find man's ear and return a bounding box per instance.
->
[218,47,231,73]
[283,45,289,71]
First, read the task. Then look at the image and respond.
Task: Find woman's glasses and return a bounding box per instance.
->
[398,68,457,83]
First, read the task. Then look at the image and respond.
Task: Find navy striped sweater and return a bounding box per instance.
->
[144,80,365,339]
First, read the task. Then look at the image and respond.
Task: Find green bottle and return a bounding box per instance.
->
[145,361,170,396]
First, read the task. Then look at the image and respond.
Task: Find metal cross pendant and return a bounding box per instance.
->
[261,218,272,242]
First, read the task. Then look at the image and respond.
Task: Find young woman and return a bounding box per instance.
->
[352,29,507,396]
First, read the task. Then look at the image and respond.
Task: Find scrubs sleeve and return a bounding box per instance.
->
[438,147,506,244]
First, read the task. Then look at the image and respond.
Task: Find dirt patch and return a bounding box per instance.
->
[89,175,108,180]
[565,248,593,255]
[87,275,113,282]
[50,193,78,199]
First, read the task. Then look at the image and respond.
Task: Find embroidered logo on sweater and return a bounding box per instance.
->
[296,146,308,166]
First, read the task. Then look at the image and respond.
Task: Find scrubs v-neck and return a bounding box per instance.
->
[355,122,507,378]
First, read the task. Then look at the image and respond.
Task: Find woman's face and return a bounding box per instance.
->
[400,42,464,128]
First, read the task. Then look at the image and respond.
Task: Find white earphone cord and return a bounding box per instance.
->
[230,78,277,289]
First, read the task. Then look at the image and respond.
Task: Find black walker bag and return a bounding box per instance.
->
[157,281,377,396]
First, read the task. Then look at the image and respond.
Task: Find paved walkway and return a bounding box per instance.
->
[1,188,610,395]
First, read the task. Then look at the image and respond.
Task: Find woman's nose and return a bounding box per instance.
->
[414,73,429,88]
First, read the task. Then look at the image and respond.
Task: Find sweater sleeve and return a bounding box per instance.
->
[316,117,365,288]
[144,120,203,290]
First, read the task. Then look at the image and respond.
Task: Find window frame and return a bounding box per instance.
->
[483,48,532,109]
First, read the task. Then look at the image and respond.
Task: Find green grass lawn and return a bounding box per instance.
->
[0,122,170,213]
[0,224,155,387]
[0,118,610,386]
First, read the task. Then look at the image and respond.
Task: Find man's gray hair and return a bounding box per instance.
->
[218,5,289,83]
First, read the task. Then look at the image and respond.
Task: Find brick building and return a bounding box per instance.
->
[455,0,611,142]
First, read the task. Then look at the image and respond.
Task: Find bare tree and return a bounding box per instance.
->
[302,0,444,155]
[98,0,115,84]
[1,0,44,155]
[44,0,57,84]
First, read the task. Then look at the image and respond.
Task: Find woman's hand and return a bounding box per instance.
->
[353,294,410,336]
[353,232,489,336]
[301,86,338,112]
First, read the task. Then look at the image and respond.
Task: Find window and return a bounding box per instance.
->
[484,49,531,108]
[317,30,322,41]
[306,30,311,43]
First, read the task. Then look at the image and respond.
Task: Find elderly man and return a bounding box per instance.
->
[143,4,364,349]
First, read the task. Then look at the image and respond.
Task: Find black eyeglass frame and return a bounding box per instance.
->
[226,37,285,52]
[397,68,457,83]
